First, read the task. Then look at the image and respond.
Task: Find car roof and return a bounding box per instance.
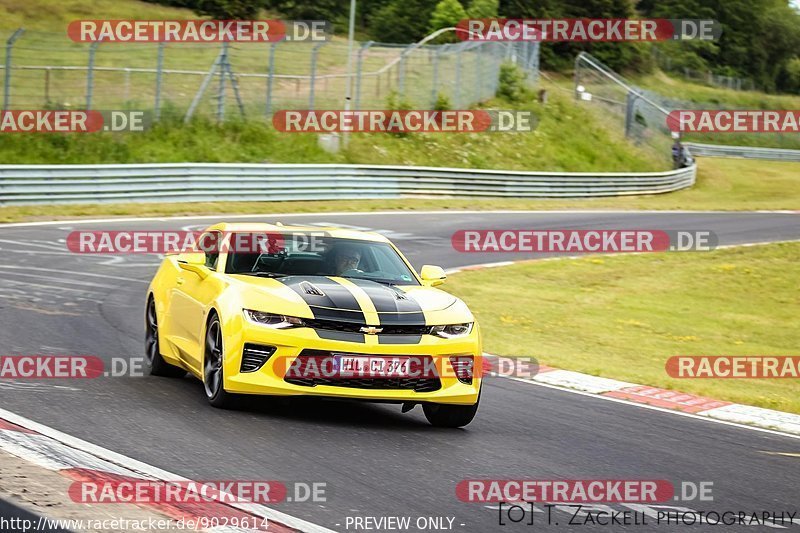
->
[202,222,391,243]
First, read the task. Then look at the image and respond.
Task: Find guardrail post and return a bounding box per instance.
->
[354,41,372,111]
[309,41,326,110]
[265,40,281,117]
[86,39,101,110]
[154,41,165,121]
[4,28,24,110]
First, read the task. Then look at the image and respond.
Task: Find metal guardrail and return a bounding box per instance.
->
[0,163,697,205]
[685,142,800,161]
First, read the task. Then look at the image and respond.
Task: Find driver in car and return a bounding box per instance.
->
[330,244,363,276]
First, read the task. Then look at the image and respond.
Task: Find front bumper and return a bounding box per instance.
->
[223,321,482,405]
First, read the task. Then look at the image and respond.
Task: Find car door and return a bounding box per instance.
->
[168,233,223,373]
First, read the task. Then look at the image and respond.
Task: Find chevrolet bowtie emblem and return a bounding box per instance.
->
[359,326,383,334]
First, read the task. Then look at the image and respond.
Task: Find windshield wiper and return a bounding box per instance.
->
[341,276,397,286]
[245,272,287,278]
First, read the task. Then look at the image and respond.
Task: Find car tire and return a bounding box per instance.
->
[145,296,186,378]
[203,313,236,409]
[422,391,480,428]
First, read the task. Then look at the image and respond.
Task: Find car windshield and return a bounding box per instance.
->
[225,234,419,285]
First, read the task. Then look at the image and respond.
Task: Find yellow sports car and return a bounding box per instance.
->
[145,222,482,427]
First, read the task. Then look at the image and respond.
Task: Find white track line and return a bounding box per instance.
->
[503,377,800,441]
[0,265,147,283]
[0,407,337,533]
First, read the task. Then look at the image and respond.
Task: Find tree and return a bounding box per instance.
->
[193,0,263,19]
[429,0,468,38]
[262,0,348,21]
[369,0,439,43]
[467,0,499,19]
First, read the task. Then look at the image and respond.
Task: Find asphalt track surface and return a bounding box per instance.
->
[0,498,71,532]
[0,211,798,532]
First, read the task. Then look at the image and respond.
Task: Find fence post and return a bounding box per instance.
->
[431,46,441,107]
[184,52,223,123]
[454,45,462,108]
[309,41,326,110]
[474,44,482,103]
[155,41,165,121]
[4,28,24,110]
[123,68,131,102]
[398,50,406,97]
[573,53,582,99]
[529,42,540,82]
[44,67,51,105]
[265,40,281,117]
[354,41,372,111]
[624,91,639,138]
[216,41,228,122]
[86,39,101,110]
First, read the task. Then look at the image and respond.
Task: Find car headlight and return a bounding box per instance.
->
[429,323,473,338]
[244,309,304,329]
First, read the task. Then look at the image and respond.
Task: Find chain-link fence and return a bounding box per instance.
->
[576,51,800,154]
[651,47,755,92]
[574,52,675,167]
[0,29,539,122]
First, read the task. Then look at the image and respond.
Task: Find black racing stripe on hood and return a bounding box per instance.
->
[347,279,426,326]
[277,276,366,323]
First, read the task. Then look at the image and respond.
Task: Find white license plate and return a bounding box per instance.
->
[333,355,410,378]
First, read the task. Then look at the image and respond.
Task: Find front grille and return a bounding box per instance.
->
[284,350,441,393]
[303,318,428,336]
[241,343,276,373]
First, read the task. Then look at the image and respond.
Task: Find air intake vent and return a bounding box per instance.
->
[391,289,408,300]
[300,281,326,297]
[241,343,276,373]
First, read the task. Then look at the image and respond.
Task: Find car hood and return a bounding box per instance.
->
[231,274,473,324]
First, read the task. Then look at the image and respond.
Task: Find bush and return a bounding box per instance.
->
[496,63,530,103]
[433,92,452,111]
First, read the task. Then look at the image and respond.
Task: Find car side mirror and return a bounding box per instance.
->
[177,253,209,279]
[420,265,446,287]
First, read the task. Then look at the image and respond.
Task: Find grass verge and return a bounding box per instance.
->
[445,241,800,414]
[1,157,798,223]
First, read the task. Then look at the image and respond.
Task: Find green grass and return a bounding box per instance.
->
[445,241,800,414]
[0,89,663,171]
[635,71,800,108]
[2,157,798,223]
